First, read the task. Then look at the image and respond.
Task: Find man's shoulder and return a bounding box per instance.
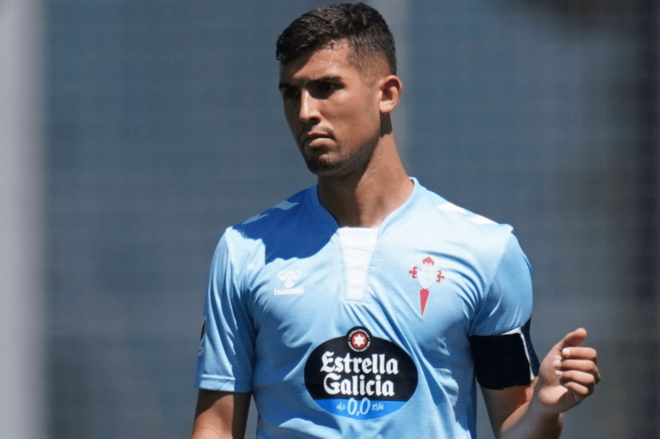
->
[411,182,516,256]
[236,187,310,227]
[224,187,307,237]
[218,186,336,265]
[418,184,511,231]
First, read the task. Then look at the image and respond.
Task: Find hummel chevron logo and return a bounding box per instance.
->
[275,270,304,296]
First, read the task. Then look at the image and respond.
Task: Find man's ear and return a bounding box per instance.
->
[378,75,403,114]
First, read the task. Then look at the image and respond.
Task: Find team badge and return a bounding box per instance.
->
[304,327,418,420]
[409,256,445,316]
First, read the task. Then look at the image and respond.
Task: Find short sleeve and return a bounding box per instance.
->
[195,232,255,392]
[470,233,533,337]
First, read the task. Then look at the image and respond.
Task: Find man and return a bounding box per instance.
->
[192,3,600,438]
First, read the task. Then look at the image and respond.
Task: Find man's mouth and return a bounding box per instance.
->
[301,131,332,149]
[306,136,329,148]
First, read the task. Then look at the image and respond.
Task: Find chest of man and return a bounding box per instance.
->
[245,228,488,371]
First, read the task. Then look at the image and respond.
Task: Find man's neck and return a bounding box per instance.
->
[317,140,413,228]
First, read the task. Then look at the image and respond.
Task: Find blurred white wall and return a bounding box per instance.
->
[0,0,45,438]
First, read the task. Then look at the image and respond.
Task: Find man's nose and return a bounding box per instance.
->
[299,90,320,124]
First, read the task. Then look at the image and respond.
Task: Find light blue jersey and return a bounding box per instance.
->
[196,179,534,439]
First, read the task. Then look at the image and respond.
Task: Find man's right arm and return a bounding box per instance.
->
[191,390,251,439]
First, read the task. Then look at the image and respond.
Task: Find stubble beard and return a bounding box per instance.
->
[304,154,344,175]
[303,137,379,178]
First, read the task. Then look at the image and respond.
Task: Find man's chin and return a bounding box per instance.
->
[304,157,343,176]
[304,153,372,179]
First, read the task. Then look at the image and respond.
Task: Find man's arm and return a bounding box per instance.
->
[191,390,251,439]
[483,328,600,439]
[482,381,563,439]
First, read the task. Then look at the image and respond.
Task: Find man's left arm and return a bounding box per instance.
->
[482,328,601,439]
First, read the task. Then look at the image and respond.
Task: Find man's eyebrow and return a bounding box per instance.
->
[278,76,342,90]
[313,76,341,84]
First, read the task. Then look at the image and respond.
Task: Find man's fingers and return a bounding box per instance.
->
[538,329,601,412]
[561,381,591,400]
[561,346,598,363]
[558,359,601,382]
[562,327,588,348]
[556,364,601,385]
[553,328,588,353]
[559,370,597,392]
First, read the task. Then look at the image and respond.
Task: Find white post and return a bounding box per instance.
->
[0,0,45,438]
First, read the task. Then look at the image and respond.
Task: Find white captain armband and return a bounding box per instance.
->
[470,318,540,390]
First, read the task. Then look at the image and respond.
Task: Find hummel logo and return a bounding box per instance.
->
[275,271,304,296]
[278,271,301,288]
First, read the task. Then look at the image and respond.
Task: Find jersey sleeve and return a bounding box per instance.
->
[470,232,533,337]
[469,232,539,389]
[195,231,255,392]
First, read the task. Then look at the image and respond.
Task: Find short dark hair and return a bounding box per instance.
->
[276,3,396,76]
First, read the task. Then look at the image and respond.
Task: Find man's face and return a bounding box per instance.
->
[278,40,383,177]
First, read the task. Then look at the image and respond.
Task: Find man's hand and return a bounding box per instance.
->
[532,328,601,415]
[484,329,600,439]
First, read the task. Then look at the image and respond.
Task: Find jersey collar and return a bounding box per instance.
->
[309,177,424,237]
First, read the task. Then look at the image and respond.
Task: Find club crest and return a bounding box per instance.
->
[409,256,445,316]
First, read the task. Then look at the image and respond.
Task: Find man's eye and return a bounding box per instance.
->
[282,88,300,99]
[318,82,334,91]
[313,82,338,98]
